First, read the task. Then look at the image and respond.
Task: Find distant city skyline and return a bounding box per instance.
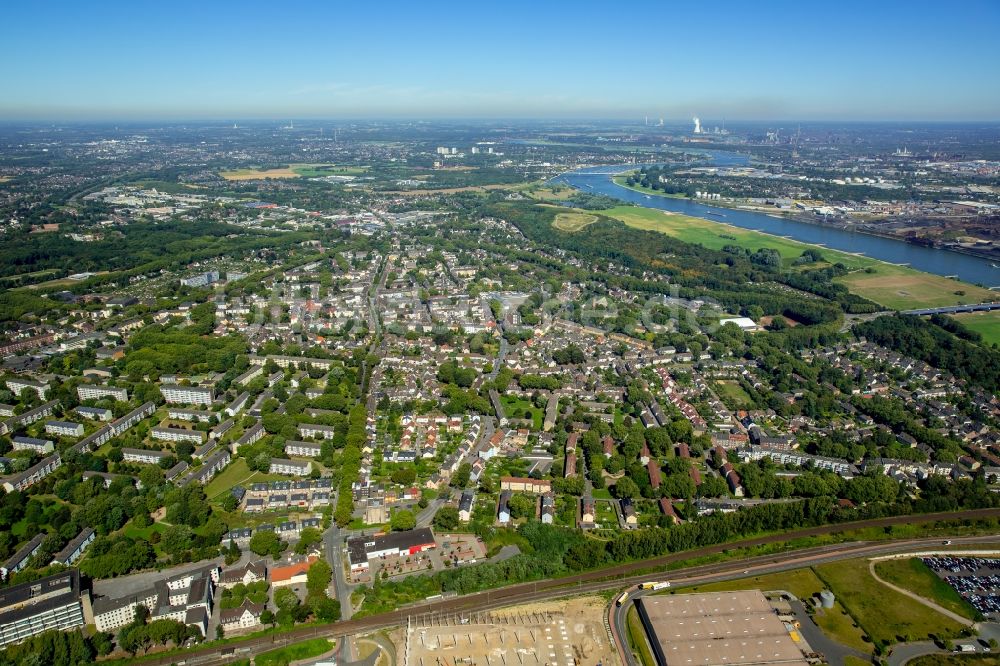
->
[3,0,999,121]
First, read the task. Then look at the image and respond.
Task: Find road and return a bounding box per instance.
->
[133,507,1000,666]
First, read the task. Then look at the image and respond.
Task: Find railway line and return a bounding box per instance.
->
[134,507,1000,666]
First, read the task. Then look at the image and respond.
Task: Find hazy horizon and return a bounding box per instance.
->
[3,0,999,122]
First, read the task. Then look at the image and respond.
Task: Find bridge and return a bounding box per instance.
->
[547,165,634,181]
[903,301,1000,316]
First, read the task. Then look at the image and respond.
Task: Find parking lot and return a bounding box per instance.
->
[923,556,1000,618]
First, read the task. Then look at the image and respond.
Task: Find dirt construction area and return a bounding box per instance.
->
[400,595,619,666]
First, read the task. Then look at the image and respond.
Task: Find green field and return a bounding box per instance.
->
[593,205,996,310]
[552,211,598,231]
[204,459,284,502]
[873,557,979,621]
[501,396,543,430]
[712,380,754,410]
[220,164,366,180]
[814,558,966,644]
[951,310,1000,347]
[255,638,333,666]
[627,606,656,666]
[837,264,995,310]
[679,567,825,600]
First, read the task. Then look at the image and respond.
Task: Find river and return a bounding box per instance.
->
[552,155,1000,288]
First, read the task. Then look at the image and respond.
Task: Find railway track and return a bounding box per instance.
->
[135,507,1000,666]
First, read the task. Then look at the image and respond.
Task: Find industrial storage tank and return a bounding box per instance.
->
[819,590,835,608]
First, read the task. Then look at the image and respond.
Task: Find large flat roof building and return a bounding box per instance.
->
[634,590,808,666]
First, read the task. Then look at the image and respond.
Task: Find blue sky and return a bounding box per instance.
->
[2,0,999,121]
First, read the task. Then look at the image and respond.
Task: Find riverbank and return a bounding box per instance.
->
[594,205,997,310]
[611,173,1000,269]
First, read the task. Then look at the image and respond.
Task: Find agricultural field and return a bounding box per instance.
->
[950,310,1000,347]
[814,558,966,645]
[220,164,365,180]
[596,205,995,310]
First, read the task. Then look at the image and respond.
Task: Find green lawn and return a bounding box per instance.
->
[679,567,828,601]
[712,380,754,410]
[204,459,284,502]
[874,557,979,621]
[814,558,966,645]
[951,311,1000,347]
[501,396,543,430]
[627,605,656,666]
[594,205,996,310]
[255,638,333,666]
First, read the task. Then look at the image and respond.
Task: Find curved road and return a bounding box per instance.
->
[135,508,1000,666]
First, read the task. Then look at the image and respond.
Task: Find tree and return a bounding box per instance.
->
[306,559,333,597]
[216,625,224,640]
[274,587,300,613]
[433,506,460,531]
[390,509,416,531]
[613,477,639,499]
[260,609,275,627]
[225,539,241,566]
[313,595,341,622]
[450,463,471,489]
[507,494,536,520]
[295,527,323,555]
[221,493,239,512]
[248,530,284,559]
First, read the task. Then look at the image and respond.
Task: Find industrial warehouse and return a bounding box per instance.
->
[634,591,809,666]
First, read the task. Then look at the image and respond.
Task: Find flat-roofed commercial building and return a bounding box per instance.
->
[0,570,89,646]
[634,590,807,666]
